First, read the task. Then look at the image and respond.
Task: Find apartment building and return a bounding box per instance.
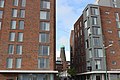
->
[71,1,120,80]
[0,0,57,80]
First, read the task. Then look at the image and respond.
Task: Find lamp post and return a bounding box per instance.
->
[103,44,113,80]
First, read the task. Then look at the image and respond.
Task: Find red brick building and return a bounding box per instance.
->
[0,0,57,80]
[70,4,120,80]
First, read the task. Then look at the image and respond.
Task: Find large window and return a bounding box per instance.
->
[40,11,50,20]
[8,44,14,54]
[11,21,16,29]
[0,10,3,18]
[94,49,103,57]
[0,0,4,8]
[19,9,25,18]
[84,20,87,28]
[93,37,100,46]
[13,0,19,6]
[12,9,17,17]
[16,45,22,55]
[39,45,50,56]
[89,49,92,58]
[92,17,98,25]
[16,58,22,68]
[19,20,24,29]
[87,28,91,36]
[95,60,101,69]
[92,27,101,35]
[40,0,50,9]
[38,58,49,69]
[85,39,89,48]
[86,8,89,17]
[6,58,13,68]
[18,33,23,42]
[91,7,99,15]
[40,22,50,31]
[9,32,15,41]
[39,33,49,43]
[21,0,26,7]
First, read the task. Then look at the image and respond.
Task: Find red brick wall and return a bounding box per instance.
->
[0,0,56,70]
[100,6,120,70]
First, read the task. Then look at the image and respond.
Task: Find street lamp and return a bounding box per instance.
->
[103,43,113,80]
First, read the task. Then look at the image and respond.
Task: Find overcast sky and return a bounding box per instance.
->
[56,0,96,61]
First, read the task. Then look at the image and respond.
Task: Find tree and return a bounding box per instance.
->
[67,68,76,79]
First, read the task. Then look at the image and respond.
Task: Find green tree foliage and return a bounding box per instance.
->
[67,68,76,77]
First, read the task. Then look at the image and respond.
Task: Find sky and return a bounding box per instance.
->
[56,0,96,61]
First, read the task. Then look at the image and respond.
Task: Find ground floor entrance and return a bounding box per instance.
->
[0,73,55,80]
[76,73,120,80]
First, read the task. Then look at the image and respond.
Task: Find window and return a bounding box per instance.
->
[85,39,89,48]
[0,21,2,30]
[39,45,50,56]
[16,58,22,68]
[40,0,50,9]
[113,4,117,8]
[6,58,13,68]
[0,10,3,18]
[19,9,25,18]
[84,20,87,28]
[11,21,16,29]
[8,44,14,54]
[40,11,50,20]
[18,33,23,42]
[112,61,116,65]
[21,0,26,7]
[16,45,22,55]
[38,58,49,69]
[92,27,101,35]
[12,9,17,17]
[108,30,112,33]
[93,37,101,46]
[40,22,50,31]
[91,7,99,15]
[116,21,120,28]
[89,49,92,58]
[113,0,116,2]
[110,50,115,54]
[13,0,18,6]
[105,11,110,15]
[0,0,4,8]
[109,40,114,44]
[95,60,101,69]
[86,8,89,17]
[87,28,91,36]
[118,31,120,38]
[96,75,101,80]
[9,32,15,41]
[92,17,98,25]
[19,20,24,29]
[39,33,49,43]
[115,13,119,21]
[94,49,103,57]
